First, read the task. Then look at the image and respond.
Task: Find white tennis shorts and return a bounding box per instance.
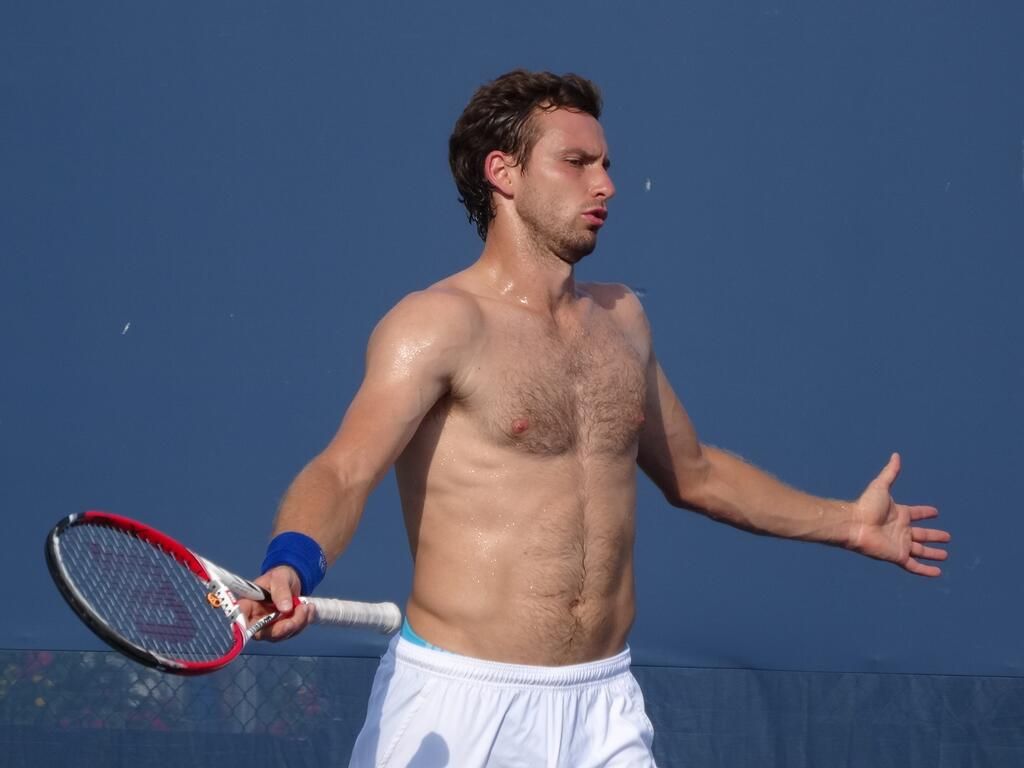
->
[348,635,657,767]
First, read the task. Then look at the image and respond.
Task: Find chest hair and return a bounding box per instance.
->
[485,318,646,455]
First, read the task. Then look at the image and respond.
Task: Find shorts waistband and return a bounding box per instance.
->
[401,617,452,653]
[392,635,633,688]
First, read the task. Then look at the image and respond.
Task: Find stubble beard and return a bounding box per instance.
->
[518,195,598,266]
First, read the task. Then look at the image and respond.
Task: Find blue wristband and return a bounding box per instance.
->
[261,532,327,595]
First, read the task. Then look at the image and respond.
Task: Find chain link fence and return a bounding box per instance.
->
[4,648,1024,766]
[0,649,379,767]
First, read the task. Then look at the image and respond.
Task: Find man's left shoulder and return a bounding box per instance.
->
[580,281,648,326]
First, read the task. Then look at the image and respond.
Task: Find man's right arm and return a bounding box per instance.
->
[255,289,479,639]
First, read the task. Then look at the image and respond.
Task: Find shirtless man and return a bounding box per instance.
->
[251,71,949,766]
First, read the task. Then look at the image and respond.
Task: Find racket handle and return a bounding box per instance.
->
[303,597,402,634]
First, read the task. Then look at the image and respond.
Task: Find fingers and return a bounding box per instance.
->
[908,505,941,522]
[904,557,942,578]
[910,526,951,543]
[909,525,950,564]
[910,541,948,561]
[264,566,300,613]
[251,565,309,642]
[260,602,314,642]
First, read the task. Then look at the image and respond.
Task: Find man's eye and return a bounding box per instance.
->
[566,158,583,167]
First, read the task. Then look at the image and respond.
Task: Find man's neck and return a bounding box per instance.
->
[475,242,578,315]
[474,222,581,315]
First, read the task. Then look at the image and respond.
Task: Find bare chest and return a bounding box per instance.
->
[470,315,647,455]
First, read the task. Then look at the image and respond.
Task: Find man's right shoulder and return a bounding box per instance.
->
[368,286,483,355]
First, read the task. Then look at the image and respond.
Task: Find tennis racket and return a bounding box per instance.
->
[45,511,402,675]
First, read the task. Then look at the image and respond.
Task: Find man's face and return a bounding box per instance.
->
[513,108,616,264]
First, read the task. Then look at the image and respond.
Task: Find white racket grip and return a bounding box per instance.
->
[304,597,402,634]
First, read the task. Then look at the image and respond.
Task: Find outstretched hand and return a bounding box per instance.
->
[849,453,950,576]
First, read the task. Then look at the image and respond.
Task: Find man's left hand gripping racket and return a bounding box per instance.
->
[45,511,402,675]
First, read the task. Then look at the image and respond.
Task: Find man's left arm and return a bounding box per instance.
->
[637,354,950,576]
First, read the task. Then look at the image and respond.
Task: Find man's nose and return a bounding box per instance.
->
[593,168,615,200]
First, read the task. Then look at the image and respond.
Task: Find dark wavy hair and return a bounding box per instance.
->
[449,70,603,240]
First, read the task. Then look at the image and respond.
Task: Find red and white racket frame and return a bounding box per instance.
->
[46,510,402,675]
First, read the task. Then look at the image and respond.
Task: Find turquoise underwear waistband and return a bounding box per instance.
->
[401,618,451,654]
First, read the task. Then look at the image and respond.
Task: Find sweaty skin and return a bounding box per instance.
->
[251,107,949,663]
[397,278,650,664]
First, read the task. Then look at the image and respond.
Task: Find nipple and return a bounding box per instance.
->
[511,418,529,435]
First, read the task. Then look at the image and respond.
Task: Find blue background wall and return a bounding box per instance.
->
[4,1,1023,684]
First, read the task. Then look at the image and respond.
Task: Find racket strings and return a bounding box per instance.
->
[57,523,236,662]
